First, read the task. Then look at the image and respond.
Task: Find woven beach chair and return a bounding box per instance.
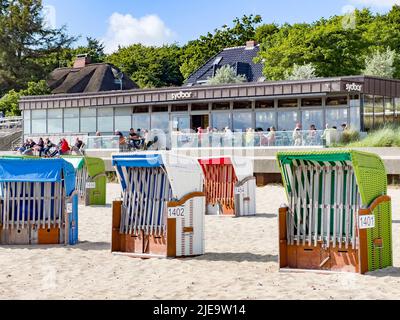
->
[277,150,392,274]
[111,152,205,258]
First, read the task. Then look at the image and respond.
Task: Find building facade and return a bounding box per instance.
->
[19,76,400,140]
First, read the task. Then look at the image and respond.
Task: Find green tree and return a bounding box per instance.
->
[41,37,106,70]
[285,63,317,80]
[0,0,76,95]
[207,65,246,85]
[363,47,397,78]
[254,23,279,43]
[107,44,184,88]
[180,14,262,80]
[257,9,391,80]
[0,80,50,116]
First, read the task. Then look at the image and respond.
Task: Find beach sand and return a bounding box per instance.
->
[1,183,400,300]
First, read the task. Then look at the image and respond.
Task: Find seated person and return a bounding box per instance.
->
[22,139,36,155]
[34,138,45,156]
[128,128,143,150]
[18,139,30,154]
[58,138,70,156]
[43,138,56,157]
[115,130,127,149]
[71,137,84,155]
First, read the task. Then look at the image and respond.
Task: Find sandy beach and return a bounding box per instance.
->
[1,183,400,300]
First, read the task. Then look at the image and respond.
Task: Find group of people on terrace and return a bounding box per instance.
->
[176,122,350,147]
[95,128,159,151]
[17,137,84,157]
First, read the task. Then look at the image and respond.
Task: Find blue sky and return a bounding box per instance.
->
[42,0,399,53]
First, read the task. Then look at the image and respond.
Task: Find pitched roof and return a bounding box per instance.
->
[47,63,138,94]
[185,45,264,86]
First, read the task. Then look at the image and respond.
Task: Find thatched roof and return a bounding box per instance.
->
[47,63,138,94]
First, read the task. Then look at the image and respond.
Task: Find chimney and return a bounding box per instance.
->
[245,40,257,49]
[73,54,91,68]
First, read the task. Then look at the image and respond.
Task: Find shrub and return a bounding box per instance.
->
[340,129,360,145]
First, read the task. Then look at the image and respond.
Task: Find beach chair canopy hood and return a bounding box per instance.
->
[63,157,85,170]
[113,152,203,199]
[277,150,388,207]
[198,156,253,181]
[0,158,76,196]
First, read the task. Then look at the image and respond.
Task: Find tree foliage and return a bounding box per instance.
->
[363,47,397,78]
[207,65,246,85]
[0,0,76,95]
[106,44,184,88]
[0,80,50,116]
[285,63,317,80]
[257,6,400,80]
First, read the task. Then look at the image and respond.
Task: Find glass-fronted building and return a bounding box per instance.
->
[19,75,400,139]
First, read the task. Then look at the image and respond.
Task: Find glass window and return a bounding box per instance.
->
[31,110,47,134]
[278,111,299,131]
[363,95,374,132]
[302,110,323,131]
[255,100,274,109]
[172,115,190,132]
[23,110,31,119]
[256,111,275,131]
[212,112,231,130]
[326,96,348,106]
[171,104,188,112]
[80,107,97,133]
[133,106,149,113]
[301,98,322,107]
[32,110,46,119]
[278,99,298,108]
[47,109,62,133]
[395,98,400,126]
[151,113,169,133]
[64,108,79,133]
[23,110,31,134]
[115,107,132,116]
[212,102,230,110]
[191,103,209,111]
[233,112,252,131]
[374,96,384,129]
[97,107,114,133]
[385,97,394,124]
[233,101,252,110]
[350,95,361,132]
[114,107,132,133]
[152,105,169,113]
[133,114,150,132]
[326,109,348,129]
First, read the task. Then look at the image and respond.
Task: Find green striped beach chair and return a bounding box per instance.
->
[277,150,392,274]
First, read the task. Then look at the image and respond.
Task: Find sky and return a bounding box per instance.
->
[42,0,400,54]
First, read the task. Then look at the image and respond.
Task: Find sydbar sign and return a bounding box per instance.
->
[345,82,363,92]
[171,91,193,100]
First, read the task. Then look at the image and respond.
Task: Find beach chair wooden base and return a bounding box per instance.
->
[282,242,359,273]
[2,228,30,245]
[115,232,168,256]
[0,226,61,245]
[38,227,60,245]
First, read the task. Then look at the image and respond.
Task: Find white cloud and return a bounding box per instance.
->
[342,5,356,14]
[349,0,400,8]
[43,5,57,29]
[102,12,175,54]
